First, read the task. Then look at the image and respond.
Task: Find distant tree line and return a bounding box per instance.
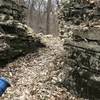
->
[14,0,60,35]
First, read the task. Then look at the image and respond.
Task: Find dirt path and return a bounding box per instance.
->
[0,35,79,100]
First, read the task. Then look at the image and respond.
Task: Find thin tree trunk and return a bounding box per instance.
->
[46,0,51,34]
[56,0,60,8]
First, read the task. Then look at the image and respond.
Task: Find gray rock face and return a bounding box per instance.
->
[0,0,25,22]
[0,18,44,67]
[60,0,100,24]
[64,29,100,99]
[58,1,100,99]
[0,1,45,67]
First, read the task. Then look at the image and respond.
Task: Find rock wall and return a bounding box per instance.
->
[59,0,100,99]
[0,19,45,67]
[64,33,100,99]
[0,1,45,67]
[0,0,25,22]
[59,0,100,24]
[58,0,100,39]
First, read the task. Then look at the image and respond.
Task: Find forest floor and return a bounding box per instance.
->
[0,35,83,100]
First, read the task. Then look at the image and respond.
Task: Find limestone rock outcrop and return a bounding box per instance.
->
[59,0,100,99]
[0,0,44,67]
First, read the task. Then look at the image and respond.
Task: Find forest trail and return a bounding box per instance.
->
[0,35,78,100]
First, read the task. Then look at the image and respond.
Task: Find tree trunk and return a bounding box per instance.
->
[46,0,51,34]
[56,0,60,8]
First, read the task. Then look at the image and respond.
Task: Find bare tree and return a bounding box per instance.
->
[14,0,59,34]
